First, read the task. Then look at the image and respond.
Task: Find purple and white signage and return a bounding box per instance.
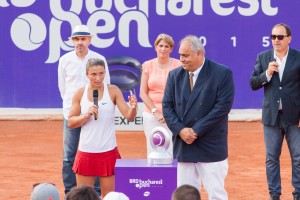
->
[115,159,177,199]
[1,1,300,109]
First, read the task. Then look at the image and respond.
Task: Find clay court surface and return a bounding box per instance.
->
[0,121,294,200]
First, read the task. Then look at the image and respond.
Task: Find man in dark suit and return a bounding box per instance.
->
[162,35,234,200]
[250,23,300,200]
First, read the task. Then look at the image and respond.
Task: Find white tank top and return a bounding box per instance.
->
[78,84,116,153]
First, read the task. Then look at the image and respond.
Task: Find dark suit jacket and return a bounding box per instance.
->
[250,48,300,126]
[162,58,234,162]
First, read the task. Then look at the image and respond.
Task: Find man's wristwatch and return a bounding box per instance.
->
[151,108,158,115]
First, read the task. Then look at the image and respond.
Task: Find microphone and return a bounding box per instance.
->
[93,90,98,120]
[272,58,279,71]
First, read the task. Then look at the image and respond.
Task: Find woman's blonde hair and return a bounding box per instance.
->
[86,58,105,72]
[154,33,175,48]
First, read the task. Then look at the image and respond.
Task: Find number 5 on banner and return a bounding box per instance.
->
[262,36,270,47]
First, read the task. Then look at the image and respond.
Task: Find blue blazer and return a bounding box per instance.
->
[162,58,234,162]
[250,48,300,126]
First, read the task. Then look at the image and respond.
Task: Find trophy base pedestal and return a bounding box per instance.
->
[147,151,173,165]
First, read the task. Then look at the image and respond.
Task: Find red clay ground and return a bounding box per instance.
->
[0,121,293,200]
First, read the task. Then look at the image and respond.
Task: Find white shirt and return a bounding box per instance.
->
[189,58,205,87]
[58,49,110,119]
[274,51,288,81]
[265,49,289,110]
[266,49,289,81]
[79,84,116,153]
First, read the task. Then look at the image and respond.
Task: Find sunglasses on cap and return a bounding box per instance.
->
[270,35,289,40]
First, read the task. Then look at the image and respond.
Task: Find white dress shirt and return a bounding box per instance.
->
[265,49,289,110]
[189,58,205,87]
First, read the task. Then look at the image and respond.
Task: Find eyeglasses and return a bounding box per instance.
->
[270,35,289,40]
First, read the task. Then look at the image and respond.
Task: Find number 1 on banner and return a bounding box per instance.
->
[231,36,236,47]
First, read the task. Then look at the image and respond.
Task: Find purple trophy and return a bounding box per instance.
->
[152,131,165,146]
[147,127,172,165]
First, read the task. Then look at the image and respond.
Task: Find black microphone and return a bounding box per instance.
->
[271,58,278,71]
[93,90,98,120]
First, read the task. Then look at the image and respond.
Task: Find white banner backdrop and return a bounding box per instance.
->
[114,103,145,131]
[0,106,261,131]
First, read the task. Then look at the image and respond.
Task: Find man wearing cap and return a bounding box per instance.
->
[58,24,110,195]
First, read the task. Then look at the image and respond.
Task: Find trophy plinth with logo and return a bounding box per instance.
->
[147,127,172,165]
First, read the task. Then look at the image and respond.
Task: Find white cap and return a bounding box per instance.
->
[31,183,60,200]
[103,192,129,200]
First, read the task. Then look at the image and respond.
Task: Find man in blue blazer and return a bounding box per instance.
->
[163,35,234,200]
[250,23,300,200]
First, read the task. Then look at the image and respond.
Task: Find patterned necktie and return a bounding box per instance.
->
[189,72,194,91]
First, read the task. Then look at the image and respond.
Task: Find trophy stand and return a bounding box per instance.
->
[147,127,173,165]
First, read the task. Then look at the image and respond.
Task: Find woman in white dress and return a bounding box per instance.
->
[68,58,137,198]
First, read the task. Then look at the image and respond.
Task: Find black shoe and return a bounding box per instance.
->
[270,194,280,200]
[294,194,300,200]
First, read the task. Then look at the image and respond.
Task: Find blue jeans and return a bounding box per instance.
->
[264,111,300,196]
[62,119,101,195]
